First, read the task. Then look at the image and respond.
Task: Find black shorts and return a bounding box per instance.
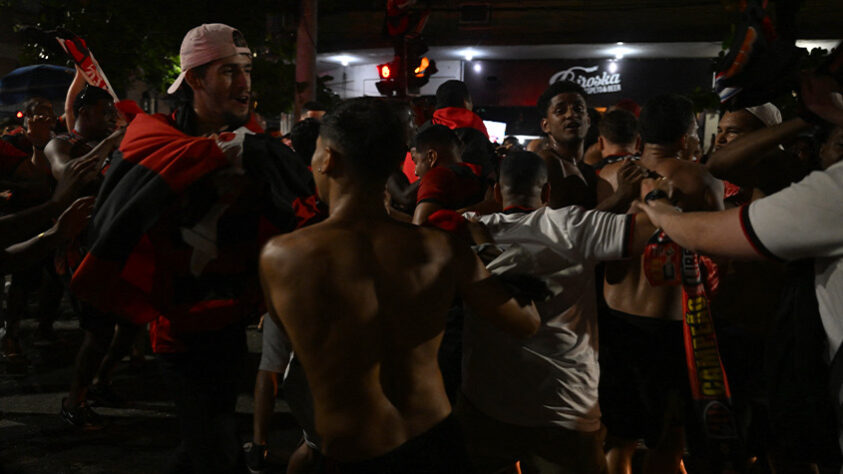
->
[598,308,695,447]
[322,415,471,474]
[77,301,131,344]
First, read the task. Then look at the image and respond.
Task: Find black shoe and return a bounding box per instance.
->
[243,441,268,474]
[87,383,128,407]
[61,398,105,430]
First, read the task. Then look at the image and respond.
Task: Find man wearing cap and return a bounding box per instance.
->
[707,102,813,198]
[69,24,315,473]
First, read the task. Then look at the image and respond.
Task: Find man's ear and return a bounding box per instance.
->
[635,135,642,152]
[493,182,503,204]
[427,148,439,168]
[540,117,550,134]
[540,182,551,204]
[677,134,688,153]
[597,136,605,151]
[321,146,339,174]
[184,69,204,92]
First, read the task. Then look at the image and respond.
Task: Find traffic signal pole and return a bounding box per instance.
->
[295,0,317,118]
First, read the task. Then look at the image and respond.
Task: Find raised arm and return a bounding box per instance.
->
[64,67,86,131]
[705,118,810,185]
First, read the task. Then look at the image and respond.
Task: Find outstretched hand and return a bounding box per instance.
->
[53,196,96,241]
[630,198,680,229]
[51,155,100,207]
[615,159,646,200]
[26,114,56,149]
[639,176,674,201]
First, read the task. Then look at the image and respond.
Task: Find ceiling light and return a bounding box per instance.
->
[459,48,478,61]
[605,46,634,60]
[329,54,356,66]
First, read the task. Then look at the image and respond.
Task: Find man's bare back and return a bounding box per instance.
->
[261,212,537,462]
[600,153,723,320]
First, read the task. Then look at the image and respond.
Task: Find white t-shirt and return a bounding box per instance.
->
[462,206,632,431]
[742,160,843,362]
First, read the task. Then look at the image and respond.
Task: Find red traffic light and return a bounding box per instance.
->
[377,63,392,79]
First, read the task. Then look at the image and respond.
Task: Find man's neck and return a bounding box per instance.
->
[435,158,460,169]
[640,143,681,167]
[193,107,225,136]
[502,196,542,210]
[547,136,584,163]
[601,145,636,158]
[326,183,389,222]
[73,123,97,141]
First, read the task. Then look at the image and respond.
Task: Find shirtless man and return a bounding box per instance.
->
[536,81,643,212]
[597,93,723,474]
[593,109,640,175]
[44,84,122,183]
[259,98,540,471]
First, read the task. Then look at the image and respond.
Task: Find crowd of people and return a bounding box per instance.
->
[1,19,842,474]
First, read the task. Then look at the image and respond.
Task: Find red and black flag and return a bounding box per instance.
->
[54,31,118,101]
[70,113,322,335]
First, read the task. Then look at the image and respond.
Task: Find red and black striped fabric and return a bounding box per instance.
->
[70,113,323,351]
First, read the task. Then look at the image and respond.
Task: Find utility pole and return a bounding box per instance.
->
[294,0,317,119]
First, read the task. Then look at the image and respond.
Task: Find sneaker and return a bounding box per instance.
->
[60,398,105,430]
[243,441,268,474]
[87,383,128,407]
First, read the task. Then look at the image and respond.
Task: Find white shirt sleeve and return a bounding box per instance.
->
[541,206,633,261]
[743,161,843,261]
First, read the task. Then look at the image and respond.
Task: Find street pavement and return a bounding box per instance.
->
[1,315,301,474]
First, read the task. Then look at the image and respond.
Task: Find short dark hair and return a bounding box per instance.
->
[23,96,51,117]
[639,94,694,146]
[412,124,460,155]
[537,81,587,117]
[319,97,407,184]
[598,109,639,147]
[435,80,470,109]
[499,151,547,197]
[72,85,113,115]
[290,118,320,165]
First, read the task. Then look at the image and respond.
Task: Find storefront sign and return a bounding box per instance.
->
[549,64,622,95]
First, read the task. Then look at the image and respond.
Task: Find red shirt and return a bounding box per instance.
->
[417,162,486,210]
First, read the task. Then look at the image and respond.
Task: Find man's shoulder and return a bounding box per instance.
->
[598,159,624,176]
[657,157,709,177]
[45,134,73,151]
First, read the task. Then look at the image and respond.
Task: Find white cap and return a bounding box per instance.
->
[167,23,251,95]
[744,103,782,128]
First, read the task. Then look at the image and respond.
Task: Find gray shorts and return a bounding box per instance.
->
[259,315,320,449]
[258,315,290,373]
